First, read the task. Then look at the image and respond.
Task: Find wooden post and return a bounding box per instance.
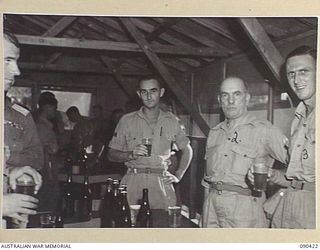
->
[238,18,299,105]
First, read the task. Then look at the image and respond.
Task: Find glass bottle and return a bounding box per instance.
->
[78,170,92,221]
[62,172,74,218]
[111,180,120,227]
[117,191,132,228]
[137,188,153,228]
[101,178,114,228]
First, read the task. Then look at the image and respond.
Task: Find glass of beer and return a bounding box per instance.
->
[142,138,152,157]
[253,163,269,192]
[16,179,36,196]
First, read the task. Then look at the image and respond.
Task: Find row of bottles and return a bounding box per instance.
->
[61,149,92,221]
[61,149,153,227]
[101,179,152,228]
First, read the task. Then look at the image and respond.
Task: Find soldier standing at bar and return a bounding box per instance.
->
[201,77,287,228]
[108,78,193,209]
[265,46,316,229]
[2,30,43,227]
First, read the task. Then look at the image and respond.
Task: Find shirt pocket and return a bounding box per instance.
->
[231,145,257,175]
[159,132,174,156]
[301,131,315,175]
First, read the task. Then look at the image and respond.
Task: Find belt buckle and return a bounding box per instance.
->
[216,181,223,195]
[133,168,138,174]
[145,168,151,174]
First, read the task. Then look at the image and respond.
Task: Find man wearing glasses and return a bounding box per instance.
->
[108,78,193,209]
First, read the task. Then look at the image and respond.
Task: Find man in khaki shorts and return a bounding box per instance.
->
[201,77,288,228]
[108,78,193,209]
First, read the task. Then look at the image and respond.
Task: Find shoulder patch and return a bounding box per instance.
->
[12,104,30,116]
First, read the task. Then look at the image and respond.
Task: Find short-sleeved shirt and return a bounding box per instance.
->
[109,107,189,169]
[4,99,44,170]
[202,112,288,188]
[286,102,315,182]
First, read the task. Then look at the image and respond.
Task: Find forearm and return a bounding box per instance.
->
[107,148,132,163]
[269,169,291,187]
[174,144,193,181]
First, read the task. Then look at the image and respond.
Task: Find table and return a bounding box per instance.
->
[64,209,199,228]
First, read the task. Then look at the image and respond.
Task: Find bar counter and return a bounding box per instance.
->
[63,209,199,228]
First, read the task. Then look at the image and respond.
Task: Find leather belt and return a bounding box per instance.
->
[204,180,252,196]
[290,179,315,191]
[127,167,164,175]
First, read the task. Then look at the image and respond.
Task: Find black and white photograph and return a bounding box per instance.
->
[1,3,318,243]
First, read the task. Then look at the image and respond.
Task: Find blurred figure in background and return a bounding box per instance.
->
[105,108,125,143]
[66,106,94,159]
[91,104,108,154]
[34,94,60,213]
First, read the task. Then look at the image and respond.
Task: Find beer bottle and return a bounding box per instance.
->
[137,188,153,228]
[62,172,74,218]
[78,148,88,175]
[111,180,120,227]
[78,171,92,221]
[101,178,114,228]
[64,154,73,175]
[117,191,132,228]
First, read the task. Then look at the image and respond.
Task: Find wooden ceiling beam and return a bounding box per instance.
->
[16,34,223,57]
[42,16,78,37]
[146,18,179,42]
[120,17,210,136]
[19,62,151,76]
[100,56,132,98]
[154,17,232,55]
[238,18,298,103]
[191,18,236,42]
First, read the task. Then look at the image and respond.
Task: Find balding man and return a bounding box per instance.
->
[201,77,288,228]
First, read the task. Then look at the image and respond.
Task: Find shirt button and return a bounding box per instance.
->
[244,154,247,157]
[303,124,307,127]
[227,138,231,140]
[224,154,228,157]
[297,144,301,147]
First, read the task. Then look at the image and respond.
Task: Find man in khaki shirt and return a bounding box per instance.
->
[108,78,192,209]
[265,46,316,229]
[3,31,42,228]
[201,77,287,228]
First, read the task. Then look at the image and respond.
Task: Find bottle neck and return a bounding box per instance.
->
[142,190,149,204]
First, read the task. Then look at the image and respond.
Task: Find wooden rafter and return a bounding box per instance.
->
[42,17,78,65]
[120,17,210,136]
[238,18,298,103]
[42,16,78,37]
[146,18,179,42]
[19,62,151,76]
[100,56,132,98]
[16,34,224,57]
[191,18,236,42]
[154,17,232,55]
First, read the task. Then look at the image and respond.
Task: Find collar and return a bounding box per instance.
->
[136,106,171,122]
[213,112,257,131]
[294,101,314,120]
